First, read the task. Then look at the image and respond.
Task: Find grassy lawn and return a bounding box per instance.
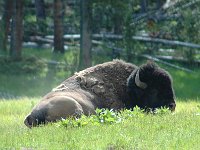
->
[0,98,200,149]
[0,48,200,149]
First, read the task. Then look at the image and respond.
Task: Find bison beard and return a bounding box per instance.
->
[24,60,176,127]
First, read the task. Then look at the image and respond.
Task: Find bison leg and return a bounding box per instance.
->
[45,96,84,122]
[24,96,84,128]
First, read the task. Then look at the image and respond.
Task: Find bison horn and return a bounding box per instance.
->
[135,69,147,89]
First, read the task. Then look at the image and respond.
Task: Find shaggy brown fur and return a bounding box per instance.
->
[51,59,136,109]
[24,60,176,127]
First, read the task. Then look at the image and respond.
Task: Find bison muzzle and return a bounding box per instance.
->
[24,60,176,127]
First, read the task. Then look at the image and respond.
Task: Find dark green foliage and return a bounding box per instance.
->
[0,48,79,97]
[0,56,47,74]
[57,107,171,129]
[57,108,122,128]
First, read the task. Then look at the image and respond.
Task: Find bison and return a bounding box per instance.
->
[24,59,176,127]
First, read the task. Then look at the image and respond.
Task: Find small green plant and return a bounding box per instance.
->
[57,108,122,128]
[119,106,145,119]
[154,107,171,115]
[58,115,90,128]
[94,108,122,124]
[57,106,174,129]
[196,105,200,116]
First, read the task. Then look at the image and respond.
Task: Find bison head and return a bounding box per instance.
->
[126,62,176,111]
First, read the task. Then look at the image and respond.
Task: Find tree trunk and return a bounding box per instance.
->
[35,0,46,36]
[0,0,13,52]
[156,0,163,9]
[113,12,123,34]
[53,0,64,53]
[141,0,148,12]
[79,0,92,70]
[10,0,23,59]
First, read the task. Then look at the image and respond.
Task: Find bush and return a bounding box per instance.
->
[0,56,47,75]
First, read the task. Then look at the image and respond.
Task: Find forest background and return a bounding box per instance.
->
[0,0,200,99]
[0,0,200,149]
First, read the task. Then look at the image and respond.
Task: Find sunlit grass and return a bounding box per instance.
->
[170,70,200,99]
[0,48,200,149]
[0,98,200,149]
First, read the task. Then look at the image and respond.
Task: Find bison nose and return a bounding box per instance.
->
[24,116,31,128]
[24,115,36,128]
[168,102,176,111]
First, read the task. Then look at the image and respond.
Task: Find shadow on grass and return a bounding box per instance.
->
[0,67,71,98]
[170,70,200,100]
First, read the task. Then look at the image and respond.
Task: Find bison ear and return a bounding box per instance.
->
[146,60,159,68]
[147,60,154,64]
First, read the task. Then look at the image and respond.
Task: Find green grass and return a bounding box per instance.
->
[1,48,200,149]
[0,48,78,97]
[171,70,200,99]
[1,64,200,99]
[1,47,200,99]
[0,98,200,149]
[0,73,64,97]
